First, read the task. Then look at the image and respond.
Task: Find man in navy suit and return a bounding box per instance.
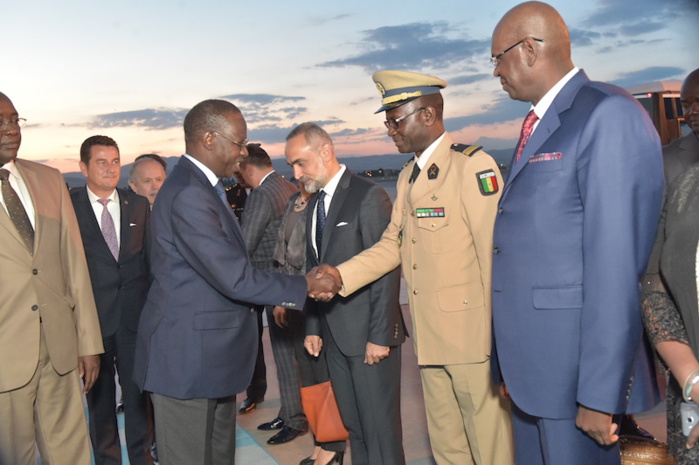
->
[489,2,664,464]
[133,100,339,465]
[71,135,154,465]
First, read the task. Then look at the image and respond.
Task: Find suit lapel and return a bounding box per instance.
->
[321,170,352,261]
[1,161,37,253]
[75,187,116,261]
[306,193,320,265]
[502,70,589,201]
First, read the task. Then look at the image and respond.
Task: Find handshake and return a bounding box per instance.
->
[305,264,342,302]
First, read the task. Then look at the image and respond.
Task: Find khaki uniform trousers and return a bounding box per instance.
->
[0,325,91,465]
[420,359,514,465]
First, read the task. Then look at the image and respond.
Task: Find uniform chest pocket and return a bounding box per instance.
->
[416,215,451,253]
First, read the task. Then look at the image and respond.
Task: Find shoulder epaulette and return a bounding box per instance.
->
[402,158,415,169]
[451,143,482,157]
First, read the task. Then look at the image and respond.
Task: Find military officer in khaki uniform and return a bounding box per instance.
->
[317,70,513,465]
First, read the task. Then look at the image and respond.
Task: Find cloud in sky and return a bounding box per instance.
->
[319,21,488,71]
[609,66,686,88]
[220,93,308,124]
[444,95,529,131]
[449,74,491,86]
[248,119,344,144]
[581,0,694,32]
[89,108,188,130]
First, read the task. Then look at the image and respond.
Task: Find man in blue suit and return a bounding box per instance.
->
[489,2,664,464]
[133,99,339,465]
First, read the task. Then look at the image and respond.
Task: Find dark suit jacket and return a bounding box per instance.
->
[491,70,664,419]
[242,171,297,271]
[306,169,404,356]
[71,187,151,337]
[663,132,699,187]
[133,156,307,399]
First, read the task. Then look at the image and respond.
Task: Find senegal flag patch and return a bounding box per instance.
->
[476,169,499,196]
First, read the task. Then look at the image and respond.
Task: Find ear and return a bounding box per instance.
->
[522,37,540,66]
[203,131,215,151]
[320,143,332,161]
[422,106,437,127]
[79,161,88,177]
[128,181,137,191]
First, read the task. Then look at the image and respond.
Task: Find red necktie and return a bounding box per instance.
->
[515,110,539,162]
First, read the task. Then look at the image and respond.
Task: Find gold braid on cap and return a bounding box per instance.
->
[382,91,423,105]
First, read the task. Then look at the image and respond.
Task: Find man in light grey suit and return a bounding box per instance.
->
[664,68,699,185]
[286,122,406,465]
[133,100,340,465]
[238,144,306,444]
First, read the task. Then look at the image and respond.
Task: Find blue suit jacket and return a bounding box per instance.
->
[492,70,664,419]
[133,156,307,399]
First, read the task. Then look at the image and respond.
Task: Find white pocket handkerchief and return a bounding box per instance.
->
[336,222,348,227]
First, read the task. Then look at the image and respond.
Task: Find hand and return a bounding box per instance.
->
[306,265,341,302]
[575,405,618,446]
[273,306,289,328]
[364,342,390,365]
[305,335,323,357]
[79,355,100,394]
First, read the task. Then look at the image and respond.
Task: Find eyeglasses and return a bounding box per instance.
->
[0,117,27,131]
[212,131,248,149]
[384,108,426,130]
[490,38,543,66]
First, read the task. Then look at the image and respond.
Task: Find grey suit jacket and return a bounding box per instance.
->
[306,169,405,357]
[71,187,151,337]
[242,171,297,271]
[663,132,699,186]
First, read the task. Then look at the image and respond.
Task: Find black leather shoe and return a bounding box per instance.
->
[239,396,263,414]
[299,458,315,465]
[267,426,306,445]
[258,417,284,431]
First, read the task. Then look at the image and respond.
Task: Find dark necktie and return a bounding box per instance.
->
[97,198,119,260]
[408,162,421,184]
[315,190,326,258]
[514,110,539,163]
[214,181,228,205]
[0,168,34,253]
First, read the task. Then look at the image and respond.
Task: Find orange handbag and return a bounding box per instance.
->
[300,381,349,442]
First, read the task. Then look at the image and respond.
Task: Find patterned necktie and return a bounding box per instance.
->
[514,110,539,162]
[97,198,119,260]
[315,190,326,259]
[0,168,34,253]
[408,163,421,184]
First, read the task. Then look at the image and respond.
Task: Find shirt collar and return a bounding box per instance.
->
[320,164,346,199]
[87,186,119,204]
[1,159,20,179]
[532,67,580,119]
[184,153,220,187]
[415,132,446,170]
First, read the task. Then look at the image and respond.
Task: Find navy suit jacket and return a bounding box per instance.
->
[306,169,404,356]
[491,70,664,419]
[133,156,307,399]
[71,187,151,337]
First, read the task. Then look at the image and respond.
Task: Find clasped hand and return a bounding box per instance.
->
[306,264,342,302]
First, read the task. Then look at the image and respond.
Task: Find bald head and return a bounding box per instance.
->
[492,1,574,104]
[682,68,699,133]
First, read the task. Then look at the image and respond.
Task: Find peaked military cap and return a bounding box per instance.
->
[372,70,447,113]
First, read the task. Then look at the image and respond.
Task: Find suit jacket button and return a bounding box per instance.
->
[32,269,38,275]
[493,247,500,254]
[413,289,419,295]
[498,207,504,214]
[31,304,39,311]
[412,264,418,270]
[411,238,416,244]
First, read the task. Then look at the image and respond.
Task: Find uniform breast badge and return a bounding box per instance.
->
[428,163,439,179]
